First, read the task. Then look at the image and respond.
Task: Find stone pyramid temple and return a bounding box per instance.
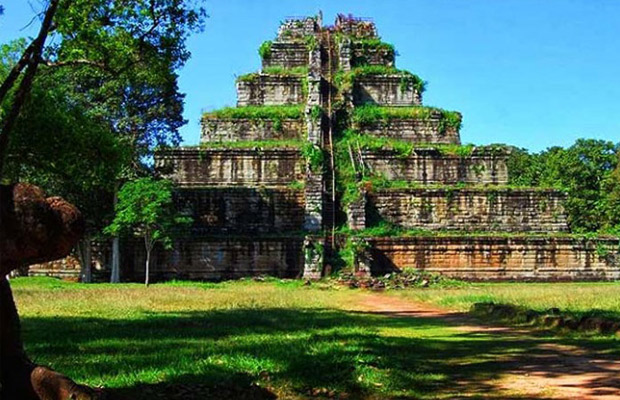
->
[143,13,618,281]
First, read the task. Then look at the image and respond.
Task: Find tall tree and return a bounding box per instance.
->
[1,0,205,281]
[0,1,205,398]
[507,139,620,233]
[542,139,619,232]
[1,57,131,281]
[602,151,620,234]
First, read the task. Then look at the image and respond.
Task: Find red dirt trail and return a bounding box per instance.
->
[356,293,620,400]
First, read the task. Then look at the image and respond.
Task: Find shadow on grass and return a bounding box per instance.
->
[20,308,618,399]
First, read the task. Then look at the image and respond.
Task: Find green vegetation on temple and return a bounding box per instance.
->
[351,38,396,65]
[258,40,273,59]
[352,105,462,133]
[352,38,395,54]
[199,139,304,149]
[236,66,308,82]
[258,35,318,60]
[336,223,616,240]
[334,65,426,93]
[334,130,521,205]
[355,181,562,193]
[339,129,506,158]
[197,140,324,173]
[202,105,304,120]
[301,142,325,173]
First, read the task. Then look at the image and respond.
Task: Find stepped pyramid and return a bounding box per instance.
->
[150,13,619,281]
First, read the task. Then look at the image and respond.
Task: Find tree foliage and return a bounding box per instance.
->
[2,64,130,227]
[602,158,620,234]
[1,0,205,280]
[508,139,620,233]
[0,0,206,175]
[48,0,205,160]
[105,178,191,285]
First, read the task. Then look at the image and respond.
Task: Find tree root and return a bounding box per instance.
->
[1,184,105,399]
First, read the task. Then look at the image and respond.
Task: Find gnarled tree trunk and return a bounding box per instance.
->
[0,183,104,400]
[77,235,93,283]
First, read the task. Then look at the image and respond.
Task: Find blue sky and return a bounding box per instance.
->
[1,0,619,151]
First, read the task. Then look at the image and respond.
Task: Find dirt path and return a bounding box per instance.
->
[355,293,620,400]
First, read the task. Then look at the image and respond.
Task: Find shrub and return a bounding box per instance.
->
[258,40,273,59]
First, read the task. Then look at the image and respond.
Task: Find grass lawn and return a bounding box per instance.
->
[10,277,620,399]
[391,281,620,320]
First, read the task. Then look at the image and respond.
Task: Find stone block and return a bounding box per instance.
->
[352,45,394,67]
[353,75,422,106]
[201,118,304,142]
[129,237,304,281]
[237,75,306,106]
[156,148,304,187]
[362,148,508,185]
[262,42,309,69]
[367,236,620,281]
[368,188,569,232]
[175,188,305,234]
[277,17,319,40]
[354,116,460,144]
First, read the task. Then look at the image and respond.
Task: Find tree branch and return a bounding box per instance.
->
[0,0,60,177]
[0,42,35,105]
[42,58,115,74]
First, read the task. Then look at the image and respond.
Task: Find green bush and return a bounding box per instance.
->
[301,142,325,173]
[352,105,462,133]
[203,105,304,121]
[258,40,273,59]
[199,139,304,150]
[353,38,395,54]
[334,66,425,93]
[261,66,308,76]
[506,139,620,233]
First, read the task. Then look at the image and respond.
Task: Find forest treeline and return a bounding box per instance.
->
[508,139,620,234]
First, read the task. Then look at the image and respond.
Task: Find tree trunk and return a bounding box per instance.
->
[0,0,59,176]
[110,185,120,283]
[144,231,153,287]
[145,247,150,287]
[77,236,92,283]
[110,237,120,283]
[0,184,102,399]
[1,277,102,400]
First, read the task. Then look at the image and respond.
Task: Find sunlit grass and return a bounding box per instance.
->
[392,282,620,318]
[10,277,620,399]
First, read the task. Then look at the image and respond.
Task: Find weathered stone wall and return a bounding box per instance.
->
[175,188,305,234]
[352,46,394,67]
[277,17,319,40]
[302,236,325,279]
[338,36,353,73]
[262,42,309,69]
[362,149,508,185]
[201,118,304,142]
[353,76,422,106]
[129,237,304,281]
[28,256,80,280]
[368,188,568,232]
[354,117,460,144]
[367,236,620,281]
[237,75,305,106]
[346,194,367,230]
[334,15,378,38]
[156,148,304,187]
[303,50,324,232]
